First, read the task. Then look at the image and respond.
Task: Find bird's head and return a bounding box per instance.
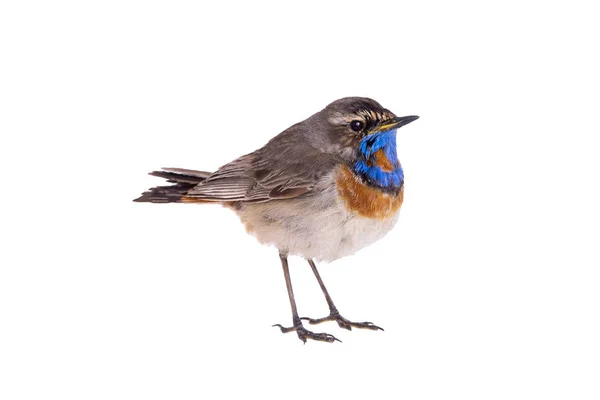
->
[309,97,418,190]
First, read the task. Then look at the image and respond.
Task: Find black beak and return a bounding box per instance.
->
[370,115,419,134]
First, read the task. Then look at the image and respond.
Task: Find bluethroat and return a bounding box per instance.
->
[135,97,419,343]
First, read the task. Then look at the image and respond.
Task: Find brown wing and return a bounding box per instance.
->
[185,135,338,203]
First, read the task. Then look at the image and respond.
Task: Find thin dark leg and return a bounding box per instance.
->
[307,259,339,313]
[272,252,340,343]
[301,259,383,331]
[280,252,300,326]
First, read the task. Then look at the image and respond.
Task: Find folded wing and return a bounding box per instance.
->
[185,137,338,203]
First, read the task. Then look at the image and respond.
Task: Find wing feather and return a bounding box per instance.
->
[184,131,339,202]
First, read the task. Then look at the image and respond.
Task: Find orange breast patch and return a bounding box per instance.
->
[371,149,395,172]
[336,166,404,220]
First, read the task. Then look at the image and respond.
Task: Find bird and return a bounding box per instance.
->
[134,97,419,343]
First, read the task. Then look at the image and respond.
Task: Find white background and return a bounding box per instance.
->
[1,1,599,399]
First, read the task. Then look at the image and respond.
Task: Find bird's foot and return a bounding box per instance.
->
[301,309,383,331]
[273,317,341,343]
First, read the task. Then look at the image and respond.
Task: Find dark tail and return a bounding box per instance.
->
[133,168,212,203]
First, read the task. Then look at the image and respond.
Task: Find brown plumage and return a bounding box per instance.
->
[336,165,404,219]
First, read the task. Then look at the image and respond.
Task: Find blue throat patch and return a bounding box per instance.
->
[353,129,404,190]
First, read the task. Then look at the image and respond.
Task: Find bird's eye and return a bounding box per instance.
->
[350,120,364,132]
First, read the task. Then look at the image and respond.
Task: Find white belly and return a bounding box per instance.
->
[234,184,400,262]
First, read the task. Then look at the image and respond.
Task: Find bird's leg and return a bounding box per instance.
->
[301,259,383,331]
[272,252,340,343]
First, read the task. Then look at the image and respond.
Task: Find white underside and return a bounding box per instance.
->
[234,172,400,262]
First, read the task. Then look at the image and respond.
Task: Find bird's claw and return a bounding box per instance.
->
[301,310,384,331]
[272,322,341,343]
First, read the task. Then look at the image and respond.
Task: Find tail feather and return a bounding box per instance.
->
[133,168,212,203]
